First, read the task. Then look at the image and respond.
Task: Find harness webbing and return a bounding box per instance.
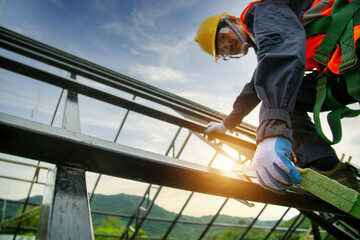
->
[305,15,332,37]
[313,74,360,144]
[313,0,360,66]
[305,0,360,145]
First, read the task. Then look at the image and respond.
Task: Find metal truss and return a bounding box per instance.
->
[1,26,359,239]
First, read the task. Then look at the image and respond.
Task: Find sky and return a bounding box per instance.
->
[0,0,360,221]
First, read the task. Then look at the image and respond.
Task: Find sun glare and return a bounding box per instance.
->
[213,155,236,171]
[211,144,238,171]
[211,144,253,171]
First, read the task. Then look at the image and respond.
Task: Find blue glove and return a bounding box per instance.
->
[252,137,302,194]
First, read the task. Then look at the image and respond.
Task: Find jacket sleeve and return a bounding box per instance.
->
[249,2,306,143]
[223,70,260,131]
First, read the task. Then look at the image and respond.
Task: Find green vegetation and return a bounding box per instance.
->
[93,216,146,239]
[0,194,337,239]
[0,204,41,237]
[204,216,337,240]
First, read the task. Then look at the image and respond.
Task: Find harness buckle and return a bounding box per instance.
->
[313,50,330,66]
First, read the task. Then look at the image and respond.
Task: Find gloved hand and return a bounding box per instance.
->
[252,137,302,194]
[205,122,227,134]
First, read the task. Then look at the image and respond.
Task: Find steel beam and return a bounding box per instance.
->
[36,73,94,239]
[36,166,94,240]
[0,113,350,215]
[300,210,356,240]
[0,26,257,138]
[0,56,256,151]
[2,26,358,239]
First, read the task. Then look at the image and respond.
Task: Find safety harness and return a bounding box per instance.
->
[304,0,360,144]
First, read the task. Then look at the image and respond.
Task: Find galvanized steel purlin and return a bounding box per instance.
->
[35,72,94,240]
[0,26,358,240]
[0,113,345,214]
[0,26,257,138]
[300,210,356,240]
[0,55,256,151]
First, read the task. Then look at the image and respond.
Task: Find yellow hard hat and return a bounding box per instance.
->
[195,12,229,61]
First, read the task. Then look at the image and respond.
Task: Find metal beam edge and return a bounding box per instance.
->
[0,113,348,215]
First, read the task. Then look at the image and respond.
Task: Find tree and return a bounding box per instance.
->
[0,206,40,236]
[94,216,147,239]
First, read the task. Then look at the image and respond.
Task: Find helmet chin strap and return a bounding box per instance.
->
[222,17,249,58]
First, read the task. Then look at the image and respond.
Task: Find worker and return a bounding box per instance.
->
[195,0,360,194]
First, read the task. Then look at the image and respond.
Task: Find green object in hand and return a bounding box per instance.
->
[299,168,360,219]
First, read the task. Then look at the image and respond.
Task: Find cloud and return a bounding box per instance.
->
[97,1,201,83]
[89,0,119,11]
[130,1,197,28]
[131,9,156,28]
[99,2,195,60]
[49,0,61,7]
[0,84,59,116]
[102,21,125,35]
[129,64,187,83]
[10,24,43,41]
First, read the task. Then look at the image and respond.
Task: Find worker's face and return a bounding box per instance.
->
[216,26,243,57]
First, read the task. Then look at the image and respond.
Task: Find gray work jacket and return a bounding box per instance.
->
[223,1,310,143]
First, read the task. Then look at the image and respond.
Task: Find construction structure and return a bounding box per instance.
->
[0,26,359,239]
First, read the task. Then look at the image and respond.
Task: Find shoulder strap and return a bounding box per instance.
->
[313,0,360,66]
[305,15,331,38]
[307,0,360,145]
[338,18,358,73]
[306,1,360,37]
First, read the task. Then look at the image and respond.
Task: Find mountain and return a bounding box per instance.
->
[89,193,266,238]
[0,194,279,239]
